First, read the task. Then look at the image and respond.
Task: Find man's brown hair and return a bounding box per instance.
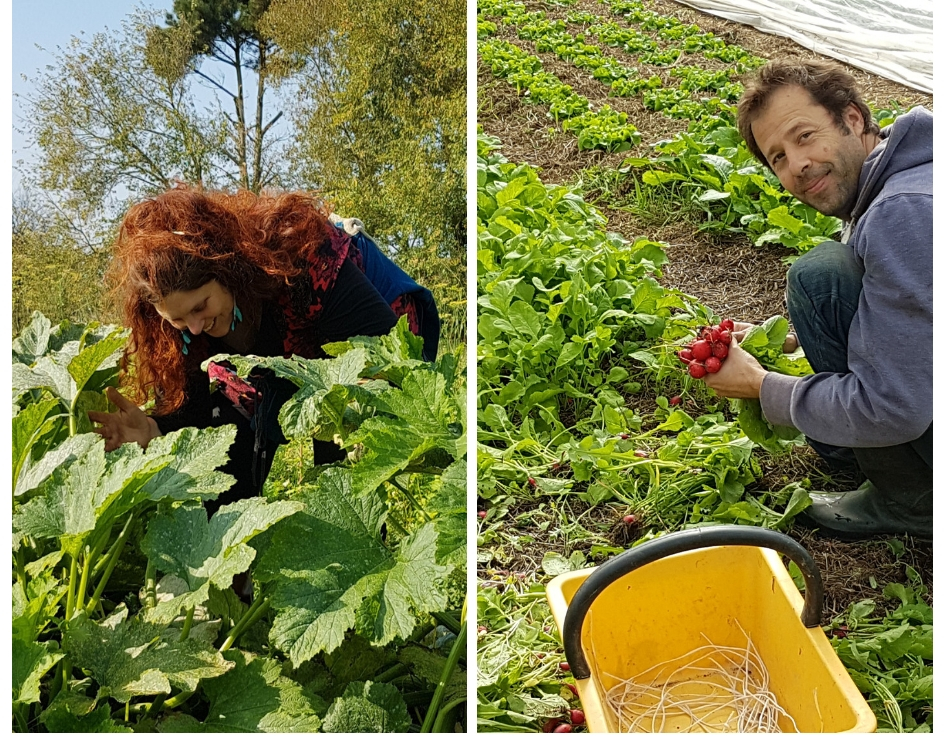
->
[737,58,880,169]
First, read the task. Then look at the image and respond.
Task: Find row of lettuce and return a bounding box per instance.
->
[477,0,916,260]
[13,313,466,732]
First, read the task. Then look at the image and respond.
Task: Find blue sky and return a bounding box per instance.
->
[12,1,163,180]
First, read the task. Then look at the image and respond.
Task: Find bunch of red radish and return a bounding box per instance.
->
[678,319,734,379]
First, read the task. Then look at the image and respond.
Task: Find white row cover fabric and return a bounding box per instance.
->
[672,0,932,93]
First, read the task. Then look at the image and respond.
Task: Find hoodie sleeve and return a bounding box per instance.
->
[760,192,932,447]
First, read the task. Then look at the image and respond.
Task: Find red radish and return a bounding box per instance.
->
[477,510,487,519]
[528,477,537,487]
[623,514,637,524]
[720,318,734,331]
[691,340,711,361]
[688,362,707,379]
[553,724,573,733]
[559,661,570,672]
[704,357,722,373]
[669,395,681,406]
[678,348,694,363]
[633,450,648,458]
[566,683,579,696]
[542,718,562,733]
[536,652,546,659]
[708,326,722,342]
[570,710,586,725]
[712,342,728,359]
[719,330,732,345]
[620,433,629,440]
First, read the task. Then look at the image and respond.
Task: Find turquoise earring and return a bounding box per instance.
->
[182,331,191,355]
[232,302,243,332]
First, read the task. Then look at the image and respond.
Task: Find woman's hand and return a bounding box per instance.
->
[88,386,162,452]
[701,338,767,399]
[731,320,798,353]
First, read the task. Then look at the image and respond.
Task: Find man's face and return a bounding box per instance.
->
[750,85,870,220]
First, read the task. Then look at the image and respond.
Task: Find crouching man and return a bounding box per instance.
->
[702,58,932,540]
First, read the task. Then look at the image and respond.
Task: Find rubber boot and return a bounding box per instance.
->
[800,441,932,541]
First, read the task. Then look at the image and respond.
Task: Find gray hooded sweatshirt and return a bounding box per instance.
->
[759,106,932,447]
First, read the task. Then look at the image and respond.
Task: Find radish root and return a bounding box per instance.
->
[601,623,799,733]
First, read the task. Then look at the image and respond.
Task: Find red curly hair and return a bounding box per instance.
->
[109,185,333,414]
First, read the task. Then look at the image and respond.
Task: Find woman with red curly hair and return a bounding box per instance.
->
[89,185,439,508]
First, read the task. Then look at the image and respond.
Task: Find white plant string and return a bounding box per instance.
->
[599,622,800,733]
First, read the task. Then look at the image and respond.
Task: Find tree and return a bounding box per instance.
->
[11,191,110,333]
[19,9,230,228]
[155,0,288,191]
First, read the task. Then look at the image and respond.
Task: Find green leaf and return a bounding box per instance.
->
[698,189,730,202]
[207,350,369,442]
[347,370,462,495]
[258,469,450,664]
[556,341,584,369]
[139,425,237,504]
[66,329,127,396]
[140,497,303,623]
[12,638,64,705]
[201,651,323,732]
[12,311,53,365]
[12,398,66,495]
[12,567,66,644]
[426,460,467,566]
[732,398,801,454]
[40,692,133,733]
[321,681,410,733]
[15,432,99,500]
[15,427,236,556]
[327,317,427,383]
[399,645,466,703]
[62,608,234,703]
[766,205,805,234]
[541,552,572,577]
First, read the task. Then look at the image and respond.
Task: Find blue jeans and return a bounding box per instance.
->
[785,241,932,470]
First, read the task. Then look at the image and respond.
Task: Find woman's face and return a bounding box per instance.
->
[154,279,235,338]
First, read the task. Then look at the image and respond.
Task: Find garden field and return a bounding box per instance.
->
[476,0,932,733]
[13,315,467,732]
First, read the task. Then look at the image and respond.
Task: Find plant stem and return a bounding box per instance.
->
[162,690,195,711]
[179,606,195,642]
[76,546,92,613]
[145,693,167,720]
[432,611,462,636]
[419,619,467,733]
[64,553,79,621]
[388,477,432,522]
[86,514,133,614]
[144,560,157,610]
[373,662,408,684]
[14,548,27,588]
[385,512,410,537]
[432,696,466,733]
[220,595,270,652]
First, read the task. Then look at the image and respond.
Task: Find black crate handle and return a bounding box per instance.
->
[562,525,824,679]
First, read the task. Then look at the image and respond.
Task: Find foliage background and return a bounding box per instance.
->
[13,0,467,346]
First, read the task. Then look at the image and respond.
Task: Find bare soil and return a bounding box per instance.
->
[478,0,933,615]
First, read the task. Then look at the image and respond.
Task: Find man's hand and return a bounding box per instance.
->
[702,338,768,399]
[731,320,798,353]
[88,386,163,452]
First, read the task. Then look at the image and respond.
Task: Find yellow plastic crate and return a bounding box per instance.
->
[546,526,875,733]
